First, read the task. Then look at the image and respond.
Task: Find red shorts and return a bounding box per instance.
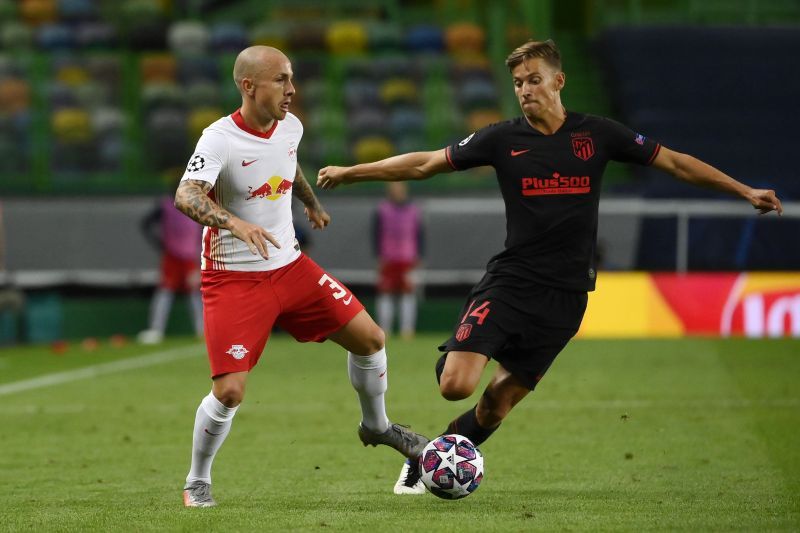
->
[201,253,364,377]
[377,261,416,293]
[160,253,200,292]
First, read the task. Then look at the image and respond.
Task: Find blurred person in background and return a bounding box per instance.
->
[137,174,204,345]
[174,46,427,507]
[373,181,424,339]
[317,39,783,494]
[0,202,24,317]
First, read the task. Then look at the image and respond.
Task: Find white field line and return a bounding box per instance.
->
[0,344,203,397]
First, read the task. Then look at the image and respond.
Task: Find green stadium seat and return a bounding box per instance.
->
[186,81,220,108]
[1,21,33,50]
[366,22,402,52]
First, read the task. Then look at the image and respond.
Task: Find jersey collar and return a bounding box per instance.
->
[522,110,580,136]
[231,109,279,139]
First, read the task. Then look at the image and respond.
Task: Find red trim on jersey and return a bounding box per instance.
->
[203,227,220,271]
[646,143,661,165]
[231,109,279,139]
[445,146,458,170]
[203,187,220,271]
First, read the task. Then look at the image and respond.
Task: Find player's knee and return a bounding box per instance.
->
[213,382,245,407]
[360,324,386,355]
[439,378,474,401]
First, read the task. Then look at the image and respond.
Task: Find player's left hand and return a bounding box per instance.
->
[747,188,783,215]
[305,206,330,229]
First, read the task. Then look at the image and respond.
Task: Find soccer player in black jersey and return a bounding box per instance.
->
[317,39,783,494]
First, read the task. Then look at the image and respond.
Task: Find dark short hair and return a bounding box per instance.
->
[505,39,562,72]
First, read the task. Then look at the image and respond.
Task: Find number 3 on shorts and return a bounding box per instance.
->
[318,273,353,305]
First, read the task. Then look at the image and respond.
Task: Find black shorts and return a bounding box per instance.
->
[439,280,588,390]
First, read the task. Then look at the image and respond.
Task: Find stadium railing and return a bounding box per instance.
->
[2,198,798,290]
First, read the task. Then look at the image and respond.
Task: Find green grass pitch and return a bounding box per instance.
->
[1,335,798,531]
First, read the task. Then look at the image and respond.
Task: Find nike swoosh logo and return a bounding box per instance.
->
[342,294,353,306]
[379,371,386,378]
[204,428,223,436]
[241,159,258,167]
[510,149,530,157]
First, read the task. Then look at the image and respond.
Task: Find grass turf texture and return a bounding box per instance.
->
[0,335,798,532]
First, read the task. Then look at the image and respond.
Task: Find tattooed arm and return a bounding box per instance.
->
[174,179,280,258]
[294,165,330,229]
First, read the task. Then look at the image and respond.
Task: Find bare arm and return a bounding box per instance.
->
[652,147,783,215]
[317,149,453,189]
[174,179,280,258]
[293,165,330,229]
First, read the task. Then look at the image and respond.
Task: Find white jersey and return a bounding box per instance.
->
[181,109,302,271]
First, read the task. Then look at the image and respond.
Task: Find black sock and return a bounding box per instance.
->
[444,405,499,447]
[434,353,447,384]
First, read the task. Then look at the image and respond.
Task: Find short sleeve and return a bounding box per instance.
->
[445,124,500,170]
[601,118,661,166]
[181,129,228,185]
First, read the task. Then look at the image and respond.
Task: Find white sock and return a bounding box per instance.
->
[186,392,238,485]
[399,293,417,336]
[348,348,390,433]
[376,294,394,334]
[148,288,174,334]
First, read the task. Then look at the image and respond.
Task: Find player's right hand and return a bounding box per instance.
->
[746,188,783,215]
[317,166,348,190]
[228,217,280,259]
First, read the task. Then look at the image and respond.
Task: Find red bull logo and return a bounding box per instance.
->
[246,176,293,201]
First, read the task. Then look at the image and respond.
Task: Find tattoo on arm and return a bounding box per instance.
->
[174,179,233,229]
[293,166,322,211]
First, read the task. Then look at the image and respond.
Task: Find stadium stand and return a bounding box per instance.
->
[0,1,509,194]
[596,25,800,270]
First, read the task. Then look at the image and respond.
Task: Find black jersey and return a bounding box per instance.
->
[445,112,660,292]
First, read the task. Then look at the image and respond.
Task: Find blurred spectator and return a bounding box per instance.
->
[0,202,24,316]
[373,182,423,339]
[137,175,203,344]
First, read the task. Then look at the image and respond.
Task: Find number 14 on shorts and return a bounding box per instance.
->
[456,300,490,342]
[462,300,491,325]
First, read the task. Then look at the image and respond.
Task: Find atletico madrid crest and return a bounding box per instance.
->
[455,323,472,342]
[571,137,595,161]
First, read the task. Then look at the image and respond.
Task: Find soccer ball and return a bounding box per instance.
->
[418,434,484,499]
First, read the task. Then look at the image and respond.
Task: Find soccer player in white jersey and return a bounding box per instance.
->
[175,46,428,508]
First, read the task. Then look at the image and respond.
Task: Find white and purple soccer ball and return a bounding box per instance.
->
[418,434,484,499]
